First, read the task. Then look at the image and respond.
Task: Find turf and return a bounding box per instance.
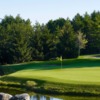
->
[1,54,100,85]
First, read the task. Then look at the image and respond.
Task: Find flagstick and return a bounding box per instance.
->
[59,56,62,69]
[61,60,62,69]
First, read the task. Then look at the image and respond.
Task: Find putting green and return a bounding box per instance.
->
[8,64,100,85]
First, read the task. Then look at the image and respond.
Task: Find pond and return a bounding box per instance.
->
[30,95,100,100]
[30,95,62,100]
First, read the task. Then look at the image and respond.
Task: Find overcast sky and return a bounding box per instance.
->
[0,0,100,24]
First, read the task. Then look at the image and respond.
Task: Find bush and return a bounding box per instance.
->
[25,80,37,89]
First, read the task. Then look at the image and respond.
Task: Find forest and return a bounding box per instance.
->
[0,11,100,64]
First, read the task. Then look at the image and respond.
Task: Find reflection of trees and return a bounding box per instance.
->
[30,95,50,100]
[30,95,62,100]
[30,95,39,100]
[47,96,50,100]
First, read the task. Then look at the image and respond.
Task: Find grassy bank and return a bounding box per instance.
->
[0,55,100,96]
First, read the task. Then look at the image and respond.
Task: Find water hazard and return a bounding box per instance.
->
[30,95,62,100]
[30,95,100,100]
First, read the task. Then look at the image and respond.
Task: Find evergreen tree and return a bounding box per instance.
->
[72,13,84,32]
[57,19,79,58]
[41,25,58,60]
[0,15,32,64]
[30,22,43,60]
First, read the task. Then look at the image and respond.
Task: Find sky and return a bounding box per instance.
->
[0,0,100,24]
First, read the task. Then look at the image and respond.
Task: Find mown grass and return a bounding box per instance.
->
[0,54,100,96]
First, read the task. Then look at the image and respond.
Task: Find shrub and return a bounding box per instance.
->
[25,80,37,89]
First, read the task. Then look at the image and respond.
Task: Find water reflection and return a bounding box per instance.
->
[30,95,100,100]
[30,95,62,100]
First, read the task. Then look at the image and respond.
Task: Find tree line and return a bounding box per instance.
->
[0,11,100,64]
